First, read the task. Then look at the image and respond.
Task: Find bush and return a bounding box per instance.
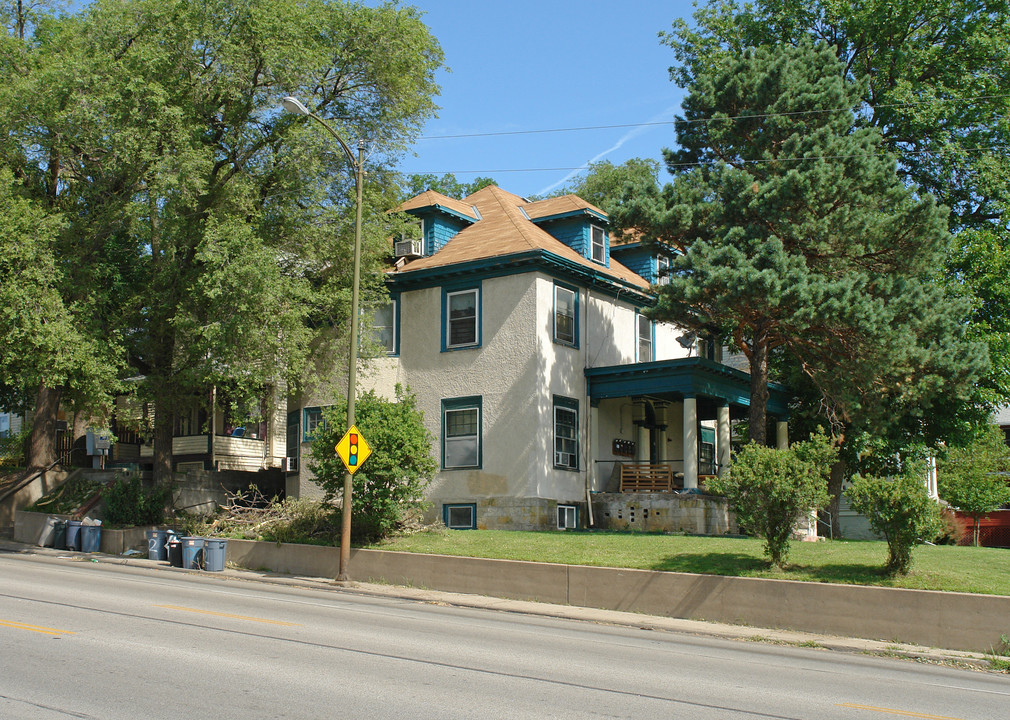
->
[847,473,943,575]
[309,385,437,542]
[102,474,172,526]
[708,431,835,568]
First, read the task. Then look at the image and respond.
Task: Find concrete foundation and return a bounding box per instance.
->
[592,492,735,534]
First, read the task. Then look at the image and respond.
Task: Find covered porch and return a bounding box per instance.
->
[585,357,791,493]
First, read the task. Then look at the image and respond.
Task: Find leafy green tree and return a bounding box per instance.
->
[2,0,443,479]
[612,42,986,447]
[308,386,437,542]
[939,425,1010,546]
[405,172,496,199]
[709,431,835,568]
[662,0,1010,234]
[562,158,660,214]
[847,473,943,575]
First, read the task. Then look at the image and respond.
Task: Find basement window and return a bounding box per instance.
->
[443,503,477,530]
[557,504,578,530]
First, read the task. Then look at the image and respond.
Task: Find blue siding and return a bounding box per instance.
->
[428,215,468,254]
[611,246,653,281]
[542,218,587,256]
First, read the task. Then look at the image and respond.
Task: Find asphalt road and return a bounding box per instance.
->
[0,551,1007,720]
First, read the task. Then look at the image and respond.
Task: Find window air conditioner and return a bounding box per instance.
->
[285,456,298,472]
[394,239,423,259]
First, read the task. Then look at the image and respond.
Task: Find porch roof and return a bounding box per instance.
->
[585,357,791,418]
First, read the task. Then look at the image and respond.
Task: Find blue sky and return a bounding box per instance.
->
[392,1,699,198]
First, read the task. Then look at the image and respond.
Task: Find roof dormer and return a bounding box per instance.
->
[522,195,610,267]
[394,190,480,257]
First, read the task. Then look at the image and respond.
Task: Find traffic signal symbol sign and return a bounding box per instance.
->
[335,425,371,475]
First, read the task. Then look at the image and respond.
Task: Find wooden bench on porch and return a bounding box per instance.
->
[619,463,676,493]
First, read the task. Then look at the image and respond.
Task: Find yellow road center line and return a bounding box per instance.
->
[836,703,967,720]
[154,604,300,626]
[0,619,75,636]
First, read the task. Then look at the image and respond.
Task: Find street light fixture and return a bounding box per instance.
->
[281,95,364,582]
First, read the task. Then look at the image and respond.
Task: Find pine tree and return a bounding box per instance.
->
[612,42,986,446]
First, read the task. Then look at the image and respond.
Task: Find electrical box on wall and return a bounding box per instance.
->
[612,439,636,457]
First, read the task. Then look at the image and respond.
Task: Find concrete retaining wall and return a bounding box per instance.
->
[0,469,71,531]
[15,510,160,555]
[226,538,1010,653]
[592,492,735,534]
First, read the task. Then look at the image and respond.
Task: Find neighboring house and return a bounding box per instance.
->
[996,404,1010,447]
[109,387,287,475]
[287,185,790,530]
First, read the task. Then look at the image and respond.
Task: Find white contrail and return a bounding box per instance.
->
[536,104,680,196]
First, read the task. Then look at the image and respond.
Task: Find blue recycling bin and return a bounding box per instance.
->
[181,537,205,569]
[80,525,102,553]
[146,529,169,561]
[66,520,82,551]
[203,538,228,572]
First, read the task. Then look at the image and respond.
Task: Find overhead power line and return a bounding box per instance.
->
[418,94,1010,140]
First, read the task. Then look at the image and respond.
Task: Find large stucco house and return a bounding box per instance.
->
[286,185,790,531]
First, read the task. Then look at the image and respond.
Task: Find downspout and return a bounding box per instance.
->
[584,286,595,528]
[209,386,216,472]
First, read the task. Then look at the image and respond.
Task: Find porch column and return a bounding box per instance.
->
[683,395,698,490]
[717,404,731,477]
[589,403,600,491]
[776,420,789,449]
[654,401,669,463]
[633,397,649,462]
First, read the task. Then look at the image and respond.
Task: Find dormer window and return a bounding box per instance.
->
[591,225,606,264]
[657,255,670,286]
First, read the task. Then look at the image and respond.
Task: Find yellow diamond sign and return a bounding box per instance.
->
[335,425,372,475]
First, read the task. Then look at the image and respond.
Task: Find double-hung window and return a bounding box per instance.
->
[637,314,653,362]
[442,397,481,469]
[554,283,577,346]
[554,396,578,470]
[590,225,606,264]
[302,406,324,442]
[445,287,479,349]
[656,255,670,286]
[371,299,397,355]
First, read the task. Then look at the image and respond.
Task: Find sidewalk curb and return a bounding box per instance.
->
[0,538,996,672]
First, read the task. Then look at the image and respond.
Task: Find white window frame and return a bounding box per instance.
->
[554,284,576,346]
[371,299,396,354]
[590,224,606,264]
[554,397,579,471]
[443,402,480,469]
[446,288,479,349]
[657,255,670,286]
[637,314,653,362]
[557,504,578,530]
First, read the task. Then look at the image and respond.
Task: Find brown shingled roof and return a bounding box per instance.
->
[523,194,607,220]
[395,189,479,221]
[394,185,649,290]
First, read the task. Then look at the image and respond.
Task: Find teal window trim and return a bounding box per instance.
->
[302,406,325,443]
[441,281,481,351]
[553,395,579,471]
[553,281,579,348]
[443,503,477,529]
[441,396,482,469]
[636,312,654,362]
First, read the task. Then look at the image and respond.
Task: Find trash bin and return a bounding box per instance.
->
[80,524,102,553]
[37,516,59,547]
[181,537,205,569]
[53,520,68,550]
[66,520,83,551]
[146,529,169,561]
[203,538,227,572]
[167,536,183,567]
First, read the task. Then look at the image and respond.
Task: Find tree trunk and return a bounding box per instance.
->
[748,327,770,446]
[25,383,61,469]
[153,408,174,485]
[826,456,847,539]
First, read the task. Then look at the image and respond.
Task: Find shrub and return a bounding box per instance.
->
[847,473,943,575]
[102,474,172,526]
[309,385,437,542]
[708,431,835,568]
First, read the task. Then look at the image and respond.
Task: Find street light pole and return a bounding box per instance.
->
[281,96,363,581]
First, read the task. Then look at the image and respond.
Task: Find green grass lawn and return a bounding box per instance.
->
[368,530,1010,596]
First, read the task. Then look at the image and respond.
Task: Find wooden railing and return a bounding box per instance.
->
[619,463,676,493]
